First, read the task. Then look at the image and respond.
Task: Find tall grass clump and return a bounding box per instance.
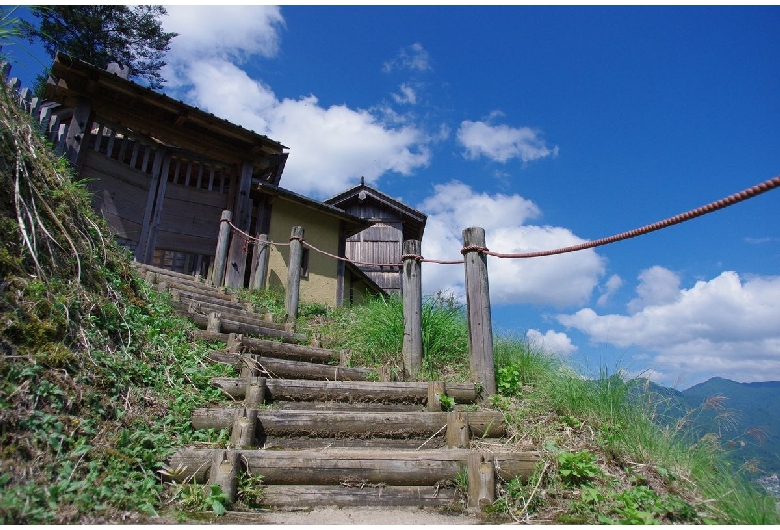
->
[499,353,780,524]
[0,78,234,523]
[316,291,469,380]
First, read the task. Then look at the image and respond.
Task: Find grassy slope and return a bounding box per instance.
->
[1,77,777,523]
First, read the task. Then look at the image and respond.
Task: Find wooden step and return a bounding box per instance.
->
[211,378,480,404]
[187,313,307,343]
[258,484,464,509]
[168,288,252,313]
[191,409,506,439]
[132,261,212,285]
[261,401,424,412]
[247,356,372,381]
[201,333,341,363]
[167,447,539,486]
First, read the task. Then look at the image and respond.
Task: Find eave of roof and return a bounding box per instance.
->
[253,180,373,238]
[325,183,427,240]
[44,53,288,168]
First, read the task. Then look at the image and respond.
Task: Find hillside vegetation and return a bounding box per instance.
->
[1,77,778,524]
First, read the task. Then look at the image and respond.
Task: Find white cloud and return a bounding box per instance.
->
[159,7,431,199]
[556,271,780,384]
[392,83,418,105]
[527,329,577,355]
[417,182,605,307]
[457,120,558,164]
[163,5,284,85]
[382,43,432,73]
[597,274,623,306]
[627,266,680,313]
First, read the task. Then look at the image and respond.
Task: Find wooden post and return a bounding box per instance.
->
[207,312,221,333]
[427,381,445,412]
[142,151,172,263]
[227,333,242,354]
[446,411,470,449]
[285,226,304,324]
[249,234,269,290]
[401,240,423,379]
[245,377,265,407]
[225,161,254,289]
[212,210,233,287]
[467,452,496,510]
[230,408,257,448]
[462,227,496,398]
[209,450,238,504]
[64,96,91,168]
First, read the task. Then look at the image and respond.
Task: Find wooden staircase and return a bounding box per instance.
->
[134,263,539,515]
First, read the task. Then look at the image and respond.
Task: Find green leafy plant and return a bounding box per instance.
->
[557,450,602,486]
[177,484,229,516]
[439,393,455,412]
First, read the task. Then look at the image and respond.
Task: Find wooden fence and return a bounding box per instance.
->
[212,210,498,399]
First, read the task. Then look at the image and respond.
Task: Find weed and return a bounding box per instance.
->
[557,450,602,486]
[439,393,455,412]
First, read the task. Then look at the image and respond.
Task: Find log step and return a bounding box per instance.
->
[167,447,539,486]
[187,313,307,343]
[191,409,506,439]
[201,333,341,364]
[171,298,276,330]
[258,484,464,509]
[209,354,372,381]
[211,378,480,404]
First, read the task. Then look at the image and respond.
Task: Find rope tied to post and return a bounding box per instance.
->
[460,245,490,255]
[401,253,424,262]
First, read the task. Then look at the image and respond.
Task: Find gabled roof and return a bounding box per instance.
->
[253,180,372,239]
[45,53,287,176]
[324,180,427,240]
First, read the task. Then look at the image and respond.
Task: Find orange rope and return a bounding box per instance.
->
[222,174,780,266]
[484,174,780,259]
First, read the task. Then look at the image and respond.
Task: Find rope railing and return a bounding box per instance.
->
[224,174,780,268]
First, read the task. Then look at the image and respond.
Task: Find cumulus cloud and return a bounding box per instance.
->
[417,182,605,307]
[457,119,558,164]
[163,5,285,85]
[160,6,431,199]
[527,329,577,355]
[382,43,432,73]
[627,266,680,313]
[556,270,780,384]
[597,274,623,306]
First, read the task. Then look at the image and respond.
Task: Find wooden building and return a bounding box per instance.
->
[40,53,383,307]
[325,179,427,295]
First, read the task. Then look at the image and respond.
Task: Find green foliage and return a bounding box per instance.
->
[439,393,455,412]
[236,471,265,508]
[556,450,602,486]
[0,89,233,523]
[177,484,229,516]
[20,6,177,90]
[313,291,469,381]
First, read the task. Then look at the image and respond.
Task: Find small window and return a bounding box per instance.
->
[301,248,310,278]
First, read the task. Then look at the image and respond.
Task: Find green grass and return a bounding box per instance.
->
[310,291,469,380]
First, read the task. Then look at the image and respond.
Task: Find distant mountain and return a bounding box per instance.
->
[643,377,780,476]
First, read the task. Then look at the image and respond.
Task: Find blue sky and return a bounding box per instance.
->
[5,5,780,389]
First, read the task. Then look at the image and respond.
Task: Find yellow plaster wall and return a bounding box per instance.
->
[265,198,341,307]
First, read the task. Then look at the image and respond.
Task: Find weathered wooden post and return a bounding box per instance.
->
[401,239,423,379]
[248,234,269,290]
[285,226,305,324]
[462,227,496,398]
[212,210,233,287]
[209,450,238,504]
[467,452,496,510]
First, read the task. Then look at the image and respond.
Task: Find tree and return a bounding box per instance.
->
[21,5,177,90]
